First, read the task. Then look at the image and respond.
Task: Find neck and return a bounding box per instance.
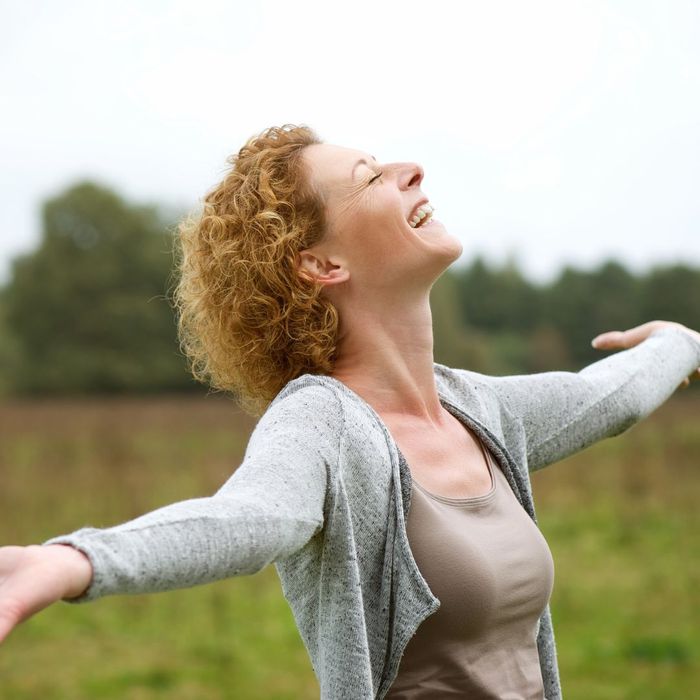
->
[328,290,444,425]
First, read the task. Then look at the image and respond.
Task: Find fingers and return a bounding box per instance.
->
[592,321,675,350]
[0,546,72,646]
[591,330,625,349]
[675,368,699,392]
[0,598,25,646]
[683,368,700,386]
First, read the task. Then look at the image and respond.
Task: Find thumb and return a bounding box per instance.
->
[591,330,625,349]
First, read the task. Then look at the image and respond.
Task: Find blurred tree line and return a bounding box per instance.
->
[0,180,698,397]
[0,181,194,395]
[432,256,700,376]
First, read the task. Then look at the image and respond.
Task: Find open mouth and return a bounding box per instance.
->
[408,202,435,229]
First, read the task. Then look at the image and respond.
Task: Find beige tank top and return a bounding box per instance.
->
[386,434,555,699]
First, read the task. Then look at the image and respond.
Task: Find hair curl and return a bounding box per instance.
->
[173,124,339,417]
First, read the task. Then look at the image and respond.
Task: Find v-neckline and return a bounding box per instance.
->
[410,430,497,504]
[307,371,529,514]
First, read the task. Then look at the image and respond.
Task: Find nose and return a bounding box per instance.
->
[400,162,424,190]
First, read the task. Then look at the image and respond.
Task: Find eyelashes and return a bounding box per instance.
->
[368,171,383,185]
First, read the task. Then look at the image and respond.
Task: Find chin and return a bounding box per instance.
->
[437,230,464,264]
[448,235,464,260]
[416,221,463,261]
[420,239,463,288]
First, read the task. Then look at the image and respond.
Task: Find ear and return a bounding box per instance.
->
[297,250,350,287]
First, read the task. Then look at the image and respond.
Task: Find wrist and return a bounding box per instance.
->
[40,544,94,600]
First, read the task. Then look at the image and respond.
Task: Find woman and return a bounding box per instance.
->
[0,124,698,699]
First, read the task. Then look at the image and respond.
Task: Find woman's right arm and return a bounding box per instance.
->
[0,383,340,643]
[0,543,93,644]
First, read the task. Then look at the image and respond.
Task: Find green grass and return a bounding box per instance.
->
[532,392,700,699]
[1,392,699,698]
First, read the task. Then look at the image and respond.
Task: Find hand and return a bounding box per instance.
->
[591,320,700,390]
[0,544,93,646]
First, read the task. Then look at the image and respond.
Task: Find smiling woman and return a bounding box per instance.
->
[1,123,699,700]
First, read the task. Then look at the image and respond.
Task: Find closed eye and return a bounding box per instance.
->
[368,171,383,185]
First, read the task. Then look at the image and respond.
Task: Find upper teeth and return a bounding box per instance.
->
[409,203,435,228]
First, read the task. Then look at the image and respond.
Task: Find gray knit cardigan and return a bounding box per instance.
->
[43,326,700,699]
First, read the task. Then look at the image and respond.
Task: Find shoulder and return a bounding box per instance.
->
[434,362,503,404]
[253,374,345,442]
[237,377,345,486]
[272,375,342,411]
[433,361,525,431]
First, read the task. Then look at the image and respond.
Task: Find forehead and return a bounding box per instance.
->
[303,143,374,188]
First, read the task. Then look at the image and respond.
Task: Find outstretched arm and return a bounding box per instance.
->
[489,321,700,472]
[0,384,339,643]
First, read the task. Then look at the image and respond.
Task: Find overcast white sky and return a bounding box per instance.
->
[2,0,698,286]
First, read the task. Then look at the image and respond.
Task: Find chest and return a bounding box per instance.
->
[383,414,495,500]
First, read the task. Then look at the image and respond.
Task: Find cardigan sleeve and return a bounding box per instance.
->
[41,384,339,604]
[488,325,700,472]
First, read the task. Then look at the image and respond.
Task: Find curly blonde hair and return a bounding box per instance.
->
[173,124,339,417]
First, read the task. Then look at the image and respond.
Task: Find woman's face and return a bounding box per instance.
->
[298,143,463,298]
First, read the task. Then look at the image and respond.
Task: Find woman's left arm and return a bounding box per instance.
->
[490,321,700,472]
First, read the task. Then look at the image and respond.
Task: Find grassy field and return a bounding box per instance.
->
[0,391,698,699]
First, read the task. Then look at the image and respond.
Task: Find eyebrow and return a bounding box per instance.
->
[351,155,377,180]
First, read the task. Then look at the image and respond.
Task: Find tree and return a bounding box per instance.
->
[543,260,645,366]
[431,270,494,372]
[639,264,700,331]
[452,255,542,334]
[3,181,194,393]
[0,288,21,395]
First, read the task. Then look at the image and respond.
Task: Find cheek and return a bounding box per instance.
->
[364,192,406,234]
[333,194,408,261]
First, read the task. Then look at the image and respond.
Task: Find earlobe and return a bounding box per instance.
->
[297,251,349,286]
[322,266,350,286]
